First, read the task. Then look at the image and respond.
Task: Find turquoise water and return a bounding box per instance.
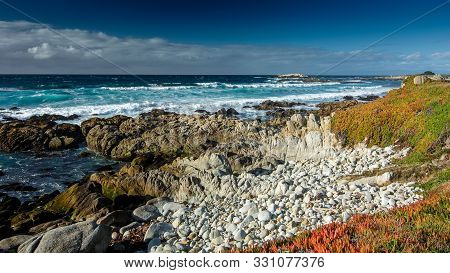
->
[0,75,401,122]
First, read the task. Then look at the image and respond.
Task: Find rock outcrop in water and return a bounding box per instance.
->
[0,117,83,152]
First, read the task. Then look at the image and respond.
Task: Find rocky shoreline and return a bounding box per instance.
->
[0,96,426,253]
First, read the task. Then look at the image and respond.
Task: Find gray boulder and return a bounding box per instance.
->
[144,222,174,242]
[0,235,34,252]
[18,220,111,253]
[132,205,161,222]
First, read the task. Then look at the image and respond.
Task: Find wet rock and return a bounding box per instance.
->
[0,117,83,152]
[215,108,239,117]
[253,100,306,110]
[18,220,111,253]
[194,109,210,114]
[27,114,80,122]
[0,170,5,176]
[78,151,93,158]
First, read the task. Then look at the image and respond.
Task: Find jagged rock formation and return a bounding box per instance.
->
[263,114,341,161]
[80,111,342,204]
[81,109,279,161]
[0,118,83,152]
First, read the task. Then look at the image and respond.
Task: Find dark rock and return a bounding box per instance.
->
[9,107,19,111]
[0,183,37,192]
[215,108,239,117]
[0,196,21,211]
[112,195,148,210]
[0,118,83,152]
[94,164,117,172]
[28,114,80,123]
[31,190,60,207]
[226,108,239,116]
[253,100,306,110]
[78,151,93,158]
[343,96,354,100]
[194,109,210,114]
[0,224,13,241]
[357,95,379,102]
[96,210,130,226]
[0,170,4,176]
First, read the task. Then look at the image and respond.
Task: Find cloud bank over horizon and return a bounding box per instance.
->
[0,20,449,75]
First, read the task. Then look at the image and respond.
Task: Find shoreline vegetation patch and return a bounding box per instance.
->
[332,76,449,164]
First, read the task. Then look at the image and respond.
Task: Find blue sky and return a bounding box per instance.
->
[0,0,449,74]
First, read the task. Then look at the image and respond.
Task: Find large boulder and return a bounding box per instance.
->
[18,220,111,253]
[45,181,112,220]
[0,117,83,152]
[0,235,34,252]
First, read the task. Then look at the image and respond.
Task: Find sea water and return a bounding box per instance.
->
[0,75,400,122]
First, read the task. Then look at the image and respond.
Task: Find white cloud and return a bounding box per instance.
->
[404,52,421,61]
[27,43,55,59]
[0,20,447,74]
[431,51,450,59]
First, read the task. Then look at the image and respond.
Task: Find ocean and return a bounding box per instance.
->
[0,75,401,122]
[0,75,401,200]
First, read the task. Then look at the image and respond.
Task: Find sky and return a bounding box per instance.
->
[0,0,449,75]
